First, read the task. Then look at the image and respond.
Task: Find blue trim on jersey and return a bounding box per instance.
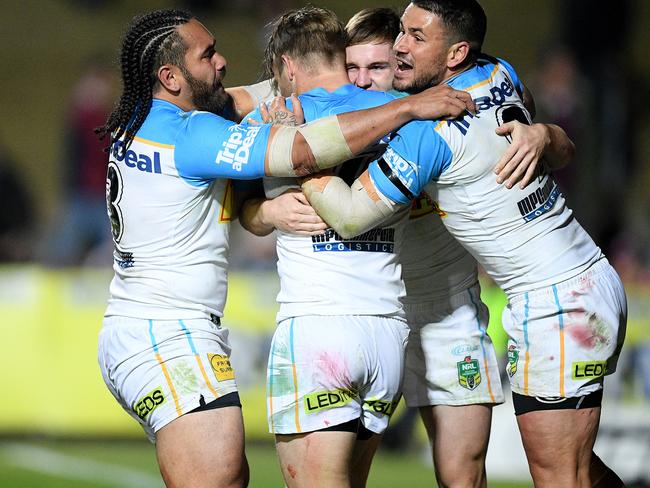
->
[552,285,565,334]
[137,99,271,185]
[245,84,395,124]
[178,319,198,354]
[148,319,159,353]
[369,121,453,204]
[445,55,523,96]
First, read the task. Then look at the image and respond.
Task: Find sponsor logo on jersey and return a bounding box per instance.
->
[516,177,560,222]
[114,248,134,269]
[208,353,235,382]
[134,387,166,420]
[215,125,261,171]
[312,228,395,253]
[506,344,519,377]
[363,399,399,417]
[304,388,355,414]
[572,361,607,380]
[383,146,417,191]
[451,344,480,356]
[457,356,481,390]
[111,141,162,174]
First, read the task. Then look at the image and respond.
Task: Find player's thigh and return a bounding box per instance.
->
[420,404,492,468]
[403,286,504,408]
[516,406,600,477]
[350,431,383,488]
[267,315,408,436]
[502,259,627,399]
[156,406,248,487]
[275,431,357,488]
[98,315,239,441]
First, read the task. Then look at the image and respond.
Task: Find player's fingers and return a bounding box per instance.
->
[504,153,533,189]
[496,149,524,184]
[259,102,270,123]
[518,156,540,189]
[495,121,514,136]
[453,89,475,114]
[246,118,260,125]
[494,145,518,175]
[290,94,305,124]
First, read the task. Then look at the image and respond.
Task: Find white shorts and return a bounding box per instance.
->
[98,315,239,442]
[267,315,409,435]
[502,258,627,398]
[403,284,505,407]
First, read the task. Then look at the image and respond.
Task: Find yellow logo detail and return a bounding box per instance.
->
[409,192,446,219]
[219,179,233,223]
[208,353,235,381]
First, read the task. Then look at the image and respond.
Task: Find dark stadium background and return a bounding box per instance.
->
[1,1,648,486]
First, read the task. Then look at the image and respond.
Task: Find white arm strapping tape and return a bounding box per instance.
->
[242,79,277,106]
[304,176,401,239]
[267,116,354,177]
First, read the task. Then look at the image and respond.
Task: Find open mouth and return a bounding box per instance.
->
[395,58,413,74]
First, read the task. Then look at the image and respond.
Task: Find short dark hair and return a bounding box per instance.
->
[96,9,193,149]
[411,0,486,52]
[346,7,401,46]
[263,6,348,80]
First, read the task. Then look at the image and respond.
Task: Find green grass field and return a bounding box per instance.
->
[0,439,533,487]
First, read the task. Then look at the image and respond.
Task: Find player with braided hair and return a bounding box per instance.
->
[96,8,474,487]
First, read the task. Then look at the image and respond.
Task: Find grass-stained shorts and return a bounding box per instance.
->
[502,258,627,398]
[98,315,239,442]
[267,315,409,435]
[403,284,504,407]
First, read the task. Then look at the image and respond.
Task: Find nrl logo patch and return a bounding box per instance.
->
[457,356,481,390]
[506,344,519,377]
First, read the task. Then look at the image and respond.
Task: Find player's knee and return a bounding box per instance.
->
[435,455,486,488]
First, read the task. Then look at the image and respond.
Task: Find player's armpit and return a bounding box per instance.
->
[301,171,402,239]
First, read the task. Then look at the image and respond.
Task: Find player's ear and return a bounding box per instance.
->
[157,64,181,93]
[281,55,295,82]
[447,41,470,69]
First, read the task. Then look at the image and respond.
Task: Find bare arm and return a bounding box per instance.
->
[240,190,328,237]
[226,79,276,122]
[264,84,475,177]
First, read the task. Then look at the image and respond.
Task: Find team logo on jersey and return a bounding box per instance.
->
[506,344,519,377]
[516,176,561,222]
[134,387,166,420]
[572,361,607,380]
[457,356,481,390]
[312,228,395,253]
[111,140,162,174]
[219,180,233,223]
[409,193,447,219]
[304,388,355,414]
[208,354,235,382]
[215,125,261,171]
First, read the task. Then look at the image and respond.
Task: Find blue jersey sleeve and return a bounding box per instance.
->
[497,57,524,98]
[174,111,272,181]
[368,120,453,204]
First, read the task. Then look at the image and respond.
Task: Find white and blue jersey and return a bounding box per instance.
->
[369,55,602,297]
[248,84,409,320]
[105,99,273,320]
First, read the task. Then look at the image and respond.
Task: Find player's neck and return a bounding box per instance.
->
[295,69,352,96]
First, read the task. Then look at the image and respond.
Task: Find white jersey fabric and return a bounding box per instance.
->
[105,100,272,320]
[247,85,408,321]
[371,55,603,297]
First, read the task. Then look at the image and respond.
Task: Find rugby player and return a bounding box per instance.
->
[239,7,411,486]
[299,1,627,487]
[94,8,474,487]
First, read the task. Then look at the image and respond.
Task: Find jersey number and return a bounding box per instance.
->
[106,162,124,243]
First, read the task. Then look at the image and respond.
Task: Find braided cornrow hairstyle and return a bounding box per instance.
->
[96,9,192,150]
